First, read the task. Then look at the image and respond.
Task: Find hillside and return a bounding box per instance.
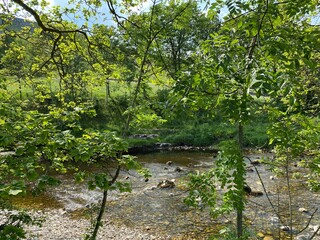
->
[0,15,34,31]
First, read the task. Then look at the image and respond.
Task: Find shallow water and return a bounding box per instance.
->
[10,151,320,239]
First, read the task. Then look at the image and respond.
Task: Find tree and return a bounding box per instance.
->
[150,1,220,80]
[184,0,320,238]
[1,1,150,239]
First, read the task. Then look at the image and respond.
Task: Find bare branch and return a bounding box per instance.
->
[12,0,92,43]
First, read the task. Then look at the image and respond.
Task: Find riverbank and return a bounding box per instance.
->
[0,208,165,240]
[2,150,320,240]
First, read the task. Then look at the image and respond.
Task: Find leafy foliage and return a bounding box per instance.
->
[268,113,320,191]
[0,210,44,240]
[185,140,246,217]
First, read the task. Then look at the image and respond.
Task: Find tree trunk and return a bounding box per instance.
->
[237,209,243,239]
[90,190,108,240]
[105,79,110,105]
[90,165,121,240]
[237,121,244,239]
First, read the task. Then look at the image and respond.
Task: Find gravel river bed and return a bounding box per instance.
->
[2,150,320,239]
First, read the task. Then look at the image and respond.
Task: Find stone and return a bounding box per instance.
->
[244,184,252,194]
[246,167,254,172]
[157,179,175,189]
[280,225,290,231]
[251,160,261,166]
[144,186,157,191]
[269,216,280,223]
[243,185,263,196]
[295,234,310,240]
[131,134,159,139]
[166,161,173,166]
[159,143,172,148]
[309,225,320,233]
[298,207,308,213]
[263,236,274,240]
[257,232,264,237]
[58,209,67,215]
[175,167,183,172]
[251,191,263,197]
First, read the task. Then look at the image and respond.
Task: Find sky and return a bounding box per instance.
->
[48,0,120,26]
[47,0,226,27]
[10,0,319,26]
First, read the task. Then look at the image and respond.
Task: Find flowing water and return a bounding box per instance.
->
[10,150,320,239]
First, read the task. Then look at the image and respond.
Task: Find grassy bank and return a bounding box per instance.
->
[4,75,270,150]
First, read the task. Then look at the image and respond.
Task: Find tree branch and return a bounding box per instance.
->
[12,0,92,43]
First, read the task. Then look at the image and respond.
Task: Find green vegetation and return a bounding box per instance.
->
[7,76,269,148]
[1,0,320,239]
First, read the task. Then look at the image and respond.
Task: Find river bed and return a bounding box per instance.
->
[8,150,320,239]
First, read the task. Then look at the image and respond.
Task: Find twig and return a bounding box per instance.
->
[244,155,284,225]
[297,208,318,234]
[310,224,320,239]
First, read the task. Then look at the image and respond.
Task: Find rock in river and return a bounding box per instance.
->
[157,179,175,189]
[166,161,173,166]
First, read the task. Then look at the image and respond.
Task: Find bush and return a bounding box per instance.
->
[162,118,270,148]
[165,130,195,146]
[243,121,269,148]
[193,123,217,146]
[164,122,232,147]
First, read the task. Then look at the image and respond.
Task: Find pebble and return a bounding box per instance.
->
[251,160,261,165]
[22,210,162,240]
[309,225,320,234]
[280,225,290,231]
[257,232,264,237]
[1,207,164,239]
[144,186,157,191]
[298,207,308,213]
[295,234,310,240]
[263,236,274,240]
[166,161,173,166]
[269,216,280,223]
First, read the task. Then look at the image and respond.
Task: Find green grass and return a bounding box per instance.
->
[3,74,271,149]
[244,122,270,148]
[163,122,236,147]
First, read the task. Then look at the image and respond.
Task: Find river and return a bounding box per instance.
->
[10,150,320,239]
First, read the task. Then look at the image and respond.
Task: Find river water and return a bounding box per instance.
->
[10,150,320,239]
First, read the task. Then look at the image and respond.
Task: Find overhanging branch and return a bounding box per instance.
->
[12,0,92,43]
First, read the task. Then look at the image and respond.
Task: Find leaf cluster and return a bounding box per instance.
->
[185,140,246,217]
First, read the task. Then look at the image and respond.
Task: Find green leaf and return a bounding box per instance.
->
[302,58,316,69]
[9,189,23,195]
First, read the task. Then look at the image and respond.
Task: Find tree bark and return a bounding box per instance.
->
[237,121,244,239]
[90,190,108,240]
[90,165,121,240]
